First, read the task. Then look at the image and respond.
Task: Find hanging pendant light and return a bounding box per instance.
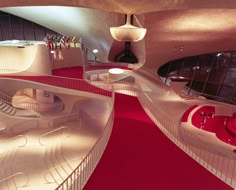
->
[110,14,147,42]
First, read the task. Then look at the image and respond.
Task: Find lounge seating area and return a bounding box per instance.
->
[181,104,236,154]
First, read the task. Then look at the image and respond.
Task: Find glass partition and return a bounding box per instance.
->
[158,51,236,105]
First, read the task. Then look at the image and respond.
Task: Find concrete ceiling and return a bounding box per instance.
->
[2,0,236,13]
[1,1,236,77]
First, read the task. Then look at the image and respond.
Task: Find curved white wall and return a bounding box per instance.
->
[26,44,52,75]
[0,44,51,75]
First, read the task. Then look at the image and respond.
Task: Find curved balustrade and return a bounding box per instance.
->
[55,89,114,190]
[0,41,115,189]
[13,101,39,111]
[0,69,23,74]
[0,89,40,117]
[183,85,236,105]
[44,156,83,185]
[0,71,112,119]
[38,126,69,146]
[136,82,236,189]
[0,90,12,103]
[80,41,135,83]
[14,99,63,114]
[0,74,112,98]
[0,172,29,189]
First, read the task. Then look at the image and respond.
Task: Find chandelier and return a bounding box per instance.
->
[110,14,147,42]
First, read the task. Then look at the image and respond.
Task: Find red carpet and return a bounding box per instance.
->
[84,93,233,190]
[52,67,83,79]
[4,67,232,189]
[186,105,236,146]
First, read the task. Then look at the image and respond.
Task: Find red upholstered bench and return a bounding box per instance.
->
[181,105,198,122]
[192,113,205,127]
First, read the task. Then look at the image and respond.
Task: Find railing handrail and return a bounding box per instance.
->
[183,85,236,105]
[0,89,41,115]
[0,69,22,74]
[55,94,114,189]
[13,101,39,109]
[38,126,69,146]
[0,135,27,153]
[0,172,29,188]
[44,156,83,184]
[0,90,12,102]
[136,81,236,188]
[0,74,112,97]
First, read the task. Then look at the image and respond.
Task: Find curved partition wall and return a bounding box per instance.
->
[0,43,51,75]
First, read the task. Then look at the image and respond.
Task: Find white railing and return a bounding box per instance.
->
[89,80,138,97]
[80,40,136,84]
[55,89,114,190]
[137,85,236,189]
[38,126,69,146]
[44,156,83,185]
[13,101,39,112]
[0,90,12,103]
[0,73,113,119]
[0,41,115,190]
[0,75,113,97]
[183,85,236,105]
[0,69,22,74]
[0,172,29,189]
[0,89,40,116]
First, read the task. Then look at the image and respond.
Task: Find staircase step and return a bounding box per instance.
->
[5,107,13,114]
[9,108,16,115]
[0,104,6,109]
[2,105,10,112]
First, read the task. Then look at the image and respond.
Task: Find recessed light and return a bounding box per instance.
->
[93,49,98,54]
[12,40,19,44]
[108,68,124,74]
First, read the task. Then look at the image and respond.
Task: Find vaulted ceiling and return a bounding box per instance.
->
[1,1,236,78]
